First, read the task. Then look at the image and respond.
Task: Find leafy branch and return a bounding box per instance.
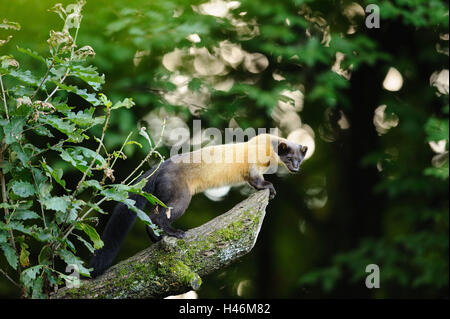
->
[0,1,166,298]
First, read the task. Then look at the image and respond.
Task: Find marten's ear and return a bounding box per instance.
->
[277,141,289,155]
[300,145,308,155]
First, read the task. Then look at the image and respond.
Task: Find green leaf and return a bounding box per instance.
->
[8,69,40,87]
[8,221,32,235]
[0,230,8,243]
[3,117,26,144]
[67,108,105,127]
[123,199,154,226]
[12,209,40,220]
[41,196,70,212]
[69,64,105,91]
[41,161,67,189]
[59,146,107,175]
[424,164,449,180]
[125,140,142,148]
[101,187,128,202]
[74,234,95,253]
[19,240,30,267]
[20,265,43,287]
[33,125,54,137]
[55,82,100,106]
[80,179,102,192]
[425,117,449,142]
[10,143,31,166]
[11,180,35,198]
[38,245,52,265]
[57,249,91,277]
[79,223,104,250]
[1,242,18,270]
[38,114,76,135]
[111,97,135,110]
[16,46,47,65]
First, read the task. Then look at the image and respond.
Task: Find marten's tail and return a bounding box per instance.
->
[89,168,159,278]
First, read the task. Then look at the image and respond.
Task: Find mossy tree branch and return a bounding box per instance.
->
[52,189,270,299]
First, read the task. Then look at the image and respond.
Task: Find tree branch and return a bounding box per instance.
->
[52,189,270,299]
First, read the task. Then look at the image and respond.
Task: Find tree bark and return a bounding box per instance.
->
[52,189,270,299]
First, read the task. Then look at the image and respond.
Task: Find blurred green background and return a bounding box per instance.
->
[0,0,448,298]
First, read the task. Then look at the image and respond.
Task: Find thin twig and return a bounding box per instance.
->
[44,71,68,103]
[74,108,111,194]
[121,118,166,185]
[0,146,18,264]
[0,268,21,288]
[0,74,9,122]
[31,59,55,101]
[110,131,133,170]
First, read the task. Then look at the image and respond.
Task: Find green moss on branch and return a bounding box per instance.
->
[51,190,270,299]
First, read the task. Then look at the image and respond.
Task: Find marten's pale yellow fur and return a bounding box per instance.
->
[173,134,291,195]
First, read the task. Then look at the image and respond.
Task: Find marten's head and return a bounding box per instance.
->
[276,141,308,172]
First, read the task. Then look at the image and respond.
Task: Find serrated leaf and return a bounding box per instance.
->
[69,64,105,91]
[39,114,76,135]
[123,199,153,225]
[8,69,40,87]
[10,143,30,166]
[3,117,26,144]
[0,230,8,243]
[57,249,91,277]
[20,265,43,287]
[1,242,18,270]
[67,108,105,127]
[101,187,128,202]
[16,46,47,65]
[12,209,40,220]
[11,180,35,198]
[33,125,54,137]
[80,179,102,191]
[55,82,100,106]
[41,196,70,212]
[111,97,135,110]
[59,146,106,175]
[8,221,32,235]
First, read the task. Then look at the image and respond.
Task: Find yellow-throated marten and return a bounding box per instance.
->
[90,134,308,277]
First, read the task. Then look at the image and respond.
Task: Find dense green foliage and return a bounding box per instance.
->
[0,0,448,298]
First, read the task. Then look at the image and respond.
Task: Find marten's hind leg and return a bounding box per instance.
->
[147,185,192,241]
